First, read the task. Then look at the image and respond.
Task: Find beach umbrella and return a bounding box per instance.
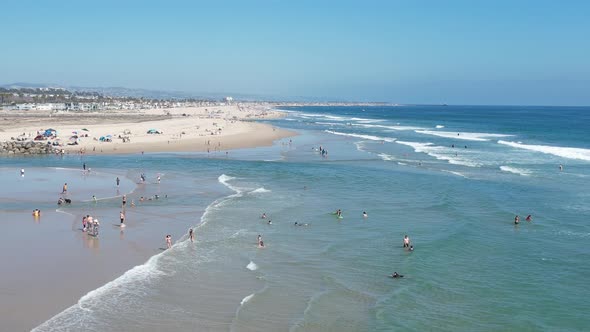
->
[82,128,89,131]
[106,134,112,138]
[69,137,77,142]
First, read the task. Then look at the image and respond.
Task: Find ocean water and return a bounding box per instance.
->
[3,105,589,331]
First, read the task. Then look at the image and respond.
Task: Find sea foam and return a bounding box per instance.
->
[240,293,255,306]
[498,141,590,161]
[396,141,482,167]
[416,130,512,141]
[246,261,258,271]
[500,166,532,176]
[325,130,395,142]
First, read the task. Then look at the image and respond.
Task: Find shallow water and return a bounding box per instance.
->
[2,105,588,331]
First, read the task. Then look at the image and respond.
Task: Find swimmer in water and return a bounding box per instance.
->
[559,164,563,171]
[21,168,25,176]
[403,235,410,248]
[258,240,265,248]
[267,220,272,225]
[514,215,520,224]
[257,235,262,245]
[336,209,342,217]
[409,245,414,251]
[189,228,194,242]
[261,213,267,219]
[362,211,368,218]
[390,272,404,278]
[526,215,532,222]
[294,222,310,226]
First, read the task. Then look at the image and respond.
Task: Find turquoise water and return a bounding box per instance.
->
[2,105,588,331]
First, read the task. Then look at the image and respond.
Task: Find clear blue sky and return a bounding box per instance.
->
[2,0,589,105]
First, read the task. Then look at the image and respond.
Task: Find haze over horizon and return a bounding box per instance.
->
[2,0,589,106]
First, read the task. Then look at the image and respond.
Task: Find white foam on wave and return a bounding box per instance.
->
[498,140,590,161]
[436,125,445,129]
[500,165,532,176]
[246,261,258,271]
[352,123,424,131]
[416,130,512,141]
[315,121,344,126]
[33,252,168,331]
[378,153,395,161]
[324,130,395,142]
[396,141,481,167]
[442,170,468,178]
[240,293,255,306]
[251,187,271,194]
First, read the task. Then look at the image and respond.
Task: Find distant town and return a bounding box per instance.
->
[0,86,235,112]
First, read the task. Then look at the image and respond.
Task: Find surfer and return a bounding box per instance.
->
[403,235,410,248]
[390,272,404,278]
[514,215,520,224]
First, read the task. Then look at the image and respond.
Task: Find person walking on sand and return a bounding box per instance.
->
[189,228,194,242]
[166,235,172,249]
[62,183,68,194]
[83,162,86,171]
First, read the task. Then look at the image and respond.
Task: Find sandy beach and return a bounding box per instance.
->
[0,105,295,155]
[0,105,296,331]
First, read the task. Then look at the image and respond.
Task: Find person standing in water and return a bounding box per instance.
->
[189,228,194,242]
[157,175,161,184]
[514,215,520,224]
[83,162,86,171]
[120,211,126,227]
[403,235,410,248]
[116,177,120,187]
[166,235,172,249]
[559,164,563,171]
[20,168,25,176]
[62,183,68,194]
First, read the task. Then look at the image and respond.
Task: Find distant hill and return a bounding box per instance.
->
[1,82,357,103]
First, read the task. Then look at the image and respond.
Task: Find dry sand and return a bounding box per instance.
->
[0,105,296,154]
